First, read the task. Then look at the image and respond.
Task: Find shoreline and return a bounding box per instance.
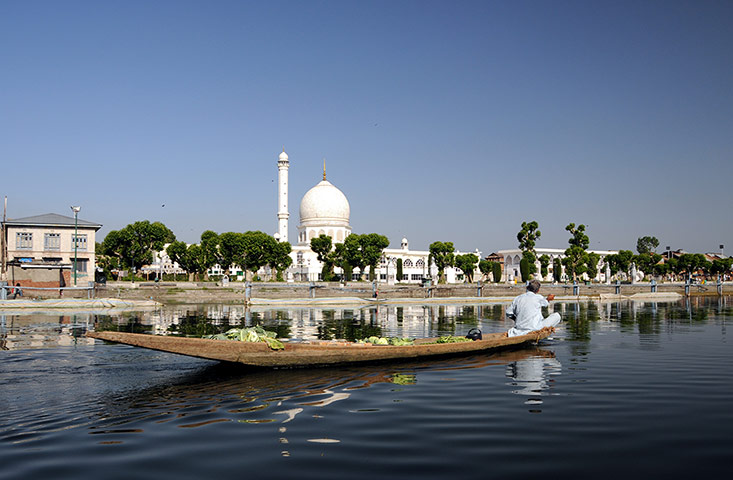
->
[2,279,724,308]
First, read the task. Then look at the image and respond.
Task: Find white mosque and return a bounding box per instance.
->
[275,150,480,283]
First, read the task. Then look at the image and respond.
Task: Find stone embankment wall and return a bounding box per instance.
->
[85,281,733,305]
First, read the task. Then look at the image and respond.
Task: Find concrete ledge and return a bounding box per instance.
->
[0,298,161,309]
[599,292,683,302]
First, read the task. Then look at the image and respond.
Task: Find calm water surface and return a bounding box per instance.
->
[1,297,732,479]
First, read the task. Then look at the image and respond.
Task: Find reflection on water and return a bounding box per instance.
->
[82,347,558,449]
[505,349,562,413]
[3,296,732,350]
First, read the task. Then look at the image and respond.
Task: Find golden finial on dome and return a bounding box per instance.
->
[322,157,327,181]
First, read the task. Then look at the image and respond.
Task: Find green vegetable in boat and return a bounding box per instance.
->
[434,335,473,344]
[357,336,414,346]
[203,326,284,350]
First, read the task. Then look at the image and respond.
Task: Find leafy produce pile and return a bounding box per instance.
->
[434,335,473,344]
[204,327,284,350]
[357,336,415,346]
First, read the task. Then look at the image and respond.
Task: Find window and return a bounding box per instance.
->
[73,234,88,251]
[416,259,425,268]
[411,274,422,281]
[403,259,413,267]
[401,274,409,280]
[74,258,88,273]
[16,232,32,249]
[44,233,60,251]
[380,274,386,280]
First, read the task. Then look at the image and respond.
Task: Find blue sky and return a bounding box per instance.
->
[2,0,732,255]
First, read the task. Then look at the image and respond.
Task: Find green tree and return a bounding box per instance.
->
[95,241,120,279]
[478,259,491,281]
[585,252,600,281]
[539,254,550,279]
[633,253,663,279]
[217,232,246,277]
[343,234,366,279]
[240,231,274,278]
[216,231,274,280]
[101,220,176,276]
[492,261,502,283]
[331,242,348,281]
[339,233,390,281]
[606,250,634,277]
[266,240,292,281]
[677,253,709,278]
[563,223,589,282]
[311,234,335,281]
[552,258,562,282]
[199,230,221,279]
[711,258,733,276]
[429,241,455,284]
[519,257,530,282]
[636,236,660,255]
[653,262,670,277]
[517,221,541,275]
[455,253,478,283]
[166,241,198,280]
[359,233,390,280]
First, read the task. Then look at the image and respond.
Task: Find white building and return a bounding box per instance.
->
[277,150,480,283]
[2,212,102,287]
[497,247,618,283]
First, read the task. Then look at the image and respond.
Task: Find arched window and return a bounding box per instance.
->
[403,259,413,267]
[415,259,424,268]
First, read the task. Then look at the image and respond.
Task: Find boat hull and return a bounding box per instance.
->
[86,328,554,368]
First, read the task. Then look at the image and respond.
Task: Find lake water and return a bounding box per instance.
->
[2,297,732,479]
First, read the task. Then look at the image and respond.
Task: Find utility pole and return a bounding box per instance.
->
[71,206,81,286]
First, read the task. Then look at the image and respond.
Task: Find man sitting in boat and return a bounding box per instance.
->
[506,280,560,337]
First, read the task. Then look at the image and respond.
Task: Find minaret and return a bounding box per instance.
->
[277,149,289,243]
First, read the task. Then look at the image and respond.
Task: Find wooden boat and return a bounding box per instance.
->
[86,327,554,368]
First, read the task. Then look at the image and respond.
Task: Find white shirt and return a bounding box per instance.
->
[506,291,549,336]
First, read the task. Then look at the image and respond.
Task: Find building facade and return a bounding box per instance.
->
[496,247,618,283]
[2,213,102,288]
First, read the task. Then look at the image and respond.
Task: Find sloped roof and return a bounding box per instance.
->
[3,213,102,230]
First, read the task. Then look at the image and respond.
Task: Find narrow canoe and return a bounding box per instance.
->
[86,327,554,368]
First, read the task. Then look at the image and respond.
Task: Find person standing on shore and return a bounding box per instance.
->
[506,280,560,337]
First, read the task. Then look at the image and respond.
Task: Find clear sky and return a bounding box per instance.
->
[2,0,732,255]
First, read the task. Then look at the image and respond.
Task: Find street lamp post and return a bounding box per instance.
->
[70,206,80,286]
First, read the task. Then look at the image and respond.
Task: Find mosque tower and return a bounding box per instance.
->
[276,149,289,243]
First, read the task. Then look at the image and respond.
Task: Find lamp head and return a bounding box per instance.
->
[70,206,81,214]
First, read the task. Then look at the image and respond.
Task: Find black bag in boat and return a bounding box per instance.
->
[466,328,482,341]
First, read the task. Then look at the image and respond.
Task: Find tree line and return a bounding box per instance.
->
[516,222,732,282]
[97,221,292,281]
[96,220,494,283]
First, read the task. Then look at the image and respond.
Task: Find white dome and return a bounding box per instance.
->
[299,180,350,226]
[279,151,289,161]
